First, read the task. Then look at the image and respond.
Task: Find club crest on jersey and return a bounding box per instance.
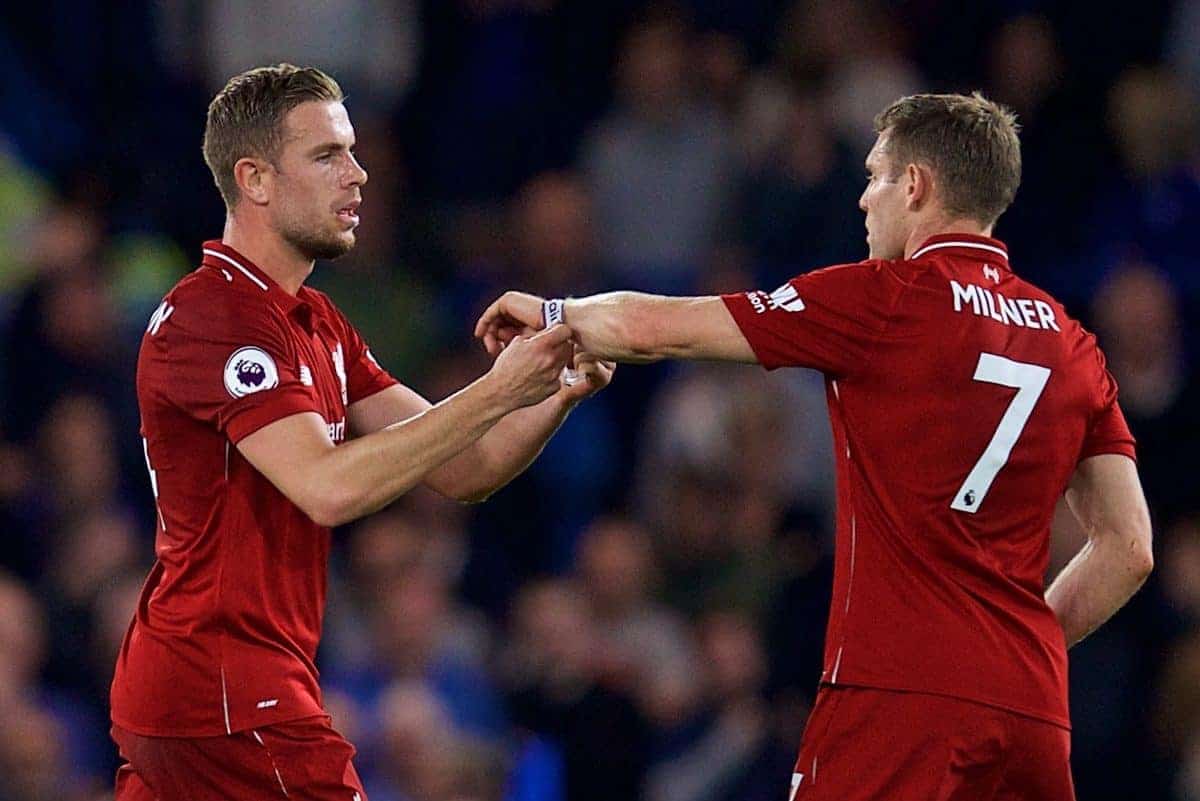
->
[224,347,279,398]
[983,265,1001,284]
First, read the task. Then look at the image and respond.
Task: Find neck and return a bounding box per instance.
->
[903,216,993,260]
[222,214,313,295]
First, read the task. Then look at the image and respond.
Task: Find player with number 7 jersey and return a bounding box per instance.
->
[475,92,1153,800]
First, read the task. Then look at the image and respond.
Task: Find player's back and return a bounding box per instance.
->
[815,237,1133,727]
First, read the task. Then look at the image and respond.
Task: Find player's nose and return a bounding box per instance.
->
[347,154,368,187]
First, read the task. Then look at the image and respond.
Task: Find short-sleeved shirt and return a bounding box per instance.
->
[110,240,398,737]
[722,233,1135,729]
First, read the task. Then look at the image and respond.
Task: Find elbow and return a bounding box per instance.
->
[302,484,363,528]
[1131,535,1154,582]
[457,488,493,505]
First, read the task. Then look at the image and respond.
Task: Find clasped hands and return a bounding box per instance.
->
[475,291,614,406]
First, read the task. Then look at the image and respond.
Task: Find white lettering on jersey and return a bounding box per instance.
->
[299,365,313,386]
[746,290,767,314]
[768,282,806,312]
[331,343,348,405]
[147,301,174,335]
[327,417,346,443]
[949,280,1060,331]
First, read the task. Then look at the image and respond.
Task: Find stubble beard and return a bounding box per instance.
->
[281,216,355,262]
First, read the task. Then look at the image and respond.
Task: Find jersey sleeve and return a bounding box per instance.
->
[327,306,400,405]
[156,295,322,444]
[720,260,902,376]
[1079,345,1136,462]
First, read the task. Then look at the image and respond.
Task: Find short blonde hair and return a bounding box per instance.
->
[202,64,343,209]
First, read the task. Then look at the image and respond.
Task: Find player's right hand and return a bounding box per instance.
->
[486,323,575,409]
[476,291,548,356]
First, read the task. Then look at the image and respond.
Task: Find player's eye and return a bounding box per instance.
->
[317,152,332,162]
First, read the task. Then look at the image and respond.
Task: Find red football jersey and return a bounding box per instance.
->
[722,233,1135,728]
[111,241,398,736]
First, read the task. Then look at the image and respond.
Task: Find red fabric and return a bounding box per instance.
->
[111,241,398,737]
[722,234,1135,728]
[789,686,1074,801]
[112,716,367,800]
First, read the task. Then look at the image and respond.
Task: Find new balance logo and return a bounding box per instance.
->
[768,283,806,312]
[983,265,1000,284]
[147,301,174,336]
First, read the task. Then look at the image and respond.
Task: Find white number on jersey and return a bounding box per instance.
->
[143,437,166,531]
[951,353,1051,514]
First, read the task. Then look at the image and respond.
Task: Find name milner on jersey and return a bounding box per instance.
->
[950,280,1060,331]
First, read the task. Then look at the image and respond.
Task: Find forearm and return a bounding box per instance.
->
[563,292,694,362]
[313,375,511,524]
[1044,536,1152,647]
[434,392,575,502]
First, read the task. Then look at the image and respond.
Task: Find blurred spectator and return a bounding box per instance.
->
[727,80,865,276]
[1090,263,1200,520]
[326,508,505,778]
[186,0,419,107]
[776,0,920,153]
[982,14,1110,294]
[367,680,508,801]
[574,516,698,711]
[502,579,652,801]
[647,611,791,801]
[584,6,736,290]
[1090,69,1200,298]
[0,572,108,797]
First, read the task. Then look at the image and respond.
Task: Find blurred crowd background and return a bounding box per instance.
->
[0,1,1198,799]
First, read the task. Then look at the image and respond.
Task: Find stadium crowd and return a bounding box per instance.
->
[1,1,1198,799]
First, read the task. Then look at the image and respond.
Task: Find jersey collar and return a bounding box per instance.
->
[200,240,312,319]
[910,233,1010,271]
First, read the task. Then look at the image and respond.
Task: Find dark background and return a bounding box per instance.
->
[1,1,1198,799]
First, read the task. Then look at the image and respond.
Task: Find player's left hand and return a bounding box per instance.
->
[476,291,547,356]
[558,348,616,404]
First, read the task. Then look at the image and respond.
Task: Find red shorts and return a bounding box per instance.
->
[111,715,367,801]
[789,686,1074,801]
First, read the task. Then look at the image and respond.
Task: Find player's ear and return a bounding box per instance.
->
[233,157,272,206]
[905,162,932,211]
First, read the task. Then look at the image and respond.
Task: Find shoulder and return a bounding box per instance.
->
[152,268,290,346]
[792,258,919,292]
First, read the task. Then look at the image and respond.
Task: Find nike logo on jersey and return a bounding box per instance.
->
[950,280,1060,331]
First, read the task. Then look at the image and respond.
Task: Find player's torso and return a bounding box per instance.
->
[845,255,1093,584]
[116,269,349,734]
[823,248,1099,725]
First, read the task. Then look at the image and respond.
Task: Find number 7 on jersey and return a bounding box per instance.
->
[952,353,1051,514]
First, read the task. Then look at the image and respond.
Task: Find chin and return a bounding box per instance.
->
[290,229,356,262]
